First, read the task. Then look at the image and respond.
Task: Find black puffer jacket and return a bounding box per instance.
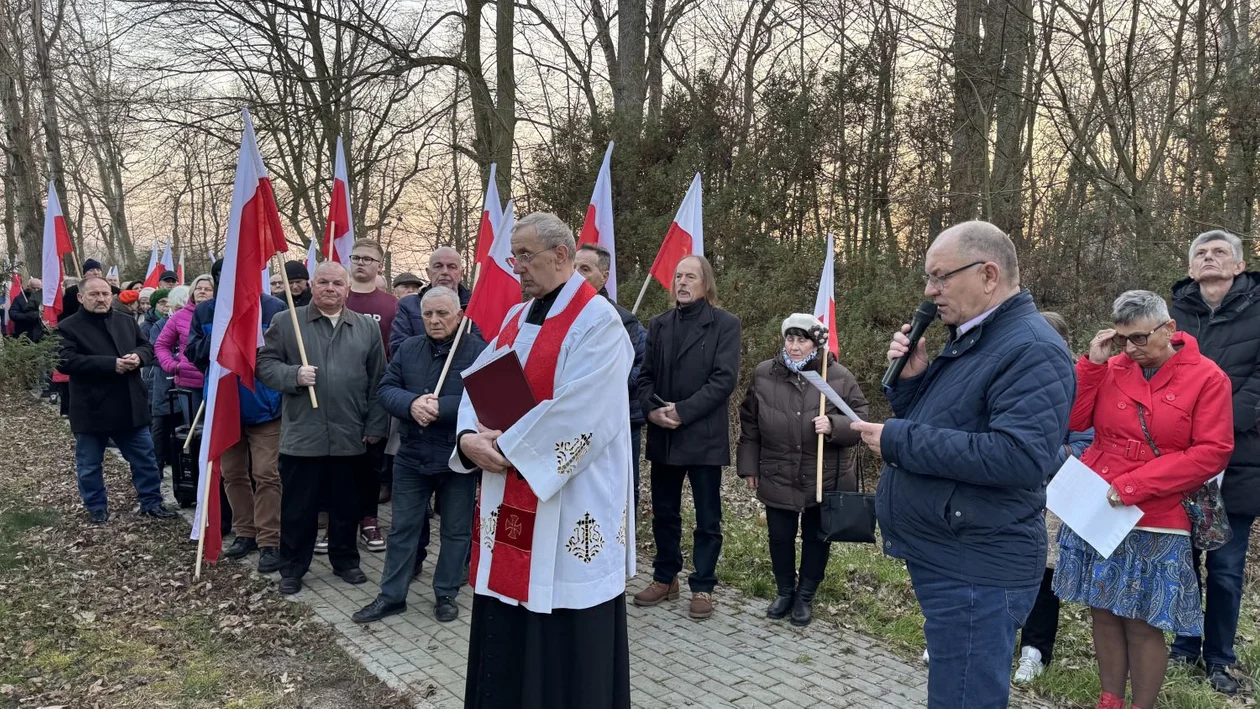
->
[736,354,869,511]
[1172,272,1260,516]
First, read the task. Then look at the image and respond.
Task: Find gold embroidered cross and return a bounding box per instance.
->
[505,513,524,540]
[555,432,594,476]
[566,511,605,563]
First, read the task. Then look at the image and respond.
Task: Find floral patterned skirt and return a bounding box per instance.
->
[1052,526,1202,635]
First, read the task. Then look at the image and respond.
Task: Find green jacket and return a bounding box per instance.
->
[257,304,389,456]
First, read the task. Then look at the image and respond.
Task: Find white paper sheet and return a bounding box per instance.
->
[1046,456,1144,559]
[800,370,865,423]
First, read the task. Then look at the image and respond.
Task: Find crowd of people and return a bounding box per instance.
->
[7,218,1259,709]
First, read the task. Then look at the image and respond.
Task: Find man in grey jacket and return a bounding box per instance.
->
[258,261,389,595]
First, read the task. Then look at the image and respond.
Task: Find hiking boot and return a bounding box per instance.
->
[360,518,386,552]
[257,547,281,574]
[1206,665,1241,695]
[435,596,459,622]
[790,579,816,627]
[689,592,714,620]
[89,509,109,525]
[314,535,329,555]
[222,536,258,560]
[141,504,178,519]
[1013,646,1045,684]
[767,578,795,620]
[335,567,367,585]
[353,597,406,624]
[632,577,679,607]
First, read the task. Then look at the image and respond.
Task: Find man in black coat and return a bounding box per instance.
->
[390,246,476,355]
[353,285,488,625]
[635,254,741,620]
[61,259,119,320]
[1169,229,1260,695]
[8,278,45,342]
[57,276,176,524]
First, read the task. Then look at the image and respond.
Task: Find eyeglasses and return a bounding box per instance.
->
[1112,321,1169,348]
[922,261,985,289]
[349,255,380,265]
[507,246,556,269]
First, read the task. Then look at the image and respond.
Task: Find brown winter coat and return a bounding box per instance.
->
[737,353,870,512]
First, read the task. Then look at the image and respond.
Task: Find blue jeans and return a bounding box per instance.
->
[908,562,1039,709]
[1171,512,1256,667]
[380,465,477,604]
[74,426,165,513]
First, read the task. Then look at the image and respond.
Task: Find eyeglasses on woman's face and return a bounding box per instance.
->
[1112,321,1169,348]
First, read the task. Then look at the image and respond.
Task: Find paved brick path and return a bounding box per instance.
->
[206,502,1052,709]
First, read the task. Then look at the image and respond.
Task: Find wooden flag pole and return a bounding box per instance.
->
[193,420,214,579]
[434,263,482,394]
[631,272,653,316]
[69,249,84,279]
[183,401,206,452]
[275,254,319,408]
[816,354,829,503]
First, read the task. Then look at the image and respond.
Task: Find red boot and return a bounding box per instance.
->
[1096,692,1125,709]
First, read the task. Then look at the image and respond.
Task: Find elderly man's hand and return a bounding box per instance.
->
[297,365,318,387]
[461,429,510,473]
[850,421,886,457]
[410,394,440,426]
[649,404,681,430]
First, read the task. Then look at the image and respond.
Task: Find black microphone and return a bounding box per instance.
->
[882,301,938,388]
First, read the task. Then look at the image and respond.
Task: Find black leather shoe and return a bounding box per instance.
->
[256,547,282,574]
[141,505,178,519]
[89,509,109,525]
[353,597,406,624]
[791,579,818,627]
[435,596,459,622]
[1207,665,1241,695]
[378,484,392,504]
[279,577,302,595]
[767,592,795,619]
[223,536,258,559]
[335,567,368,585]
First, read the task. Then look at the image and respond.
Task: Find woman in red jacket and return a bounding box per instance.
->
[1054,290,1233,709]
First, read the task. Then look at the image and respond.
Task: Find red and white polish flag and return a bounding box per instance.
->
[191,109,290,564]
[142,241,162,288]
[578,143,617,300]
[813,233,839,357]
[161,237,175,275]
[41,182,73,326]
[177,250,185,285]
[465,200,519,339]
[306,238,318,278]
[321,136,355,264]
[474,163,504,268]
[648,173,704,289]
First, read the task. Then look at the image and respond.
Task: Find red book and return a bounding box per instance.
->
[462,347,537,432]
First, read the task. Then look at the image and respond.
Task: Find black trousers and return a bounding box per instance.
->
[1019,567,1059,663]
[765,505,830,588]
[464,594,630,709]
[279,454,361,579]
[650,463,723,592]
[358,440,385,521]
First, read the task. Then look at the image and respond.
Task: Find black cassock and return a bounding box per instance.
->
[463,594,630,709]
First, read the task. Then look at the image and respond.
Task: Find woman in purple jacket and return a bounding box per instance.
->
[155,275,213,417]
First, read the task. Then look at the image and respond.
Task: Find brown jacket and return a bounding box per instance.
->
[737,354,870,511]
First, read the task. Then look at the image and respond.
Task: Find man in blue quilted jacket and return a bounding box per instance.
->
[852,221,1075,709]
[187,258,289,573]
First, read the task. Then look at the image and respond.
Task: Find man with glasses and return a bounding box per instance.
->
[1168,229,1260,695]
[850,221,1075,709]
[343,239,398,554]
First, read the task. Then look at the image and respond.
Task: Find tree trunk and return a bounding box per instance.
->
[31,0,72,253]
[949,0,988,222]
[1222,0,1257,233]
[987,0,1034,242]
[0,0,44,277]
[617,0,647,126]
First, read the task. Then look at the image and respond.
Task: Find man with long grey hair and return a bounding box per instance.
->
[1168,229,1260,695]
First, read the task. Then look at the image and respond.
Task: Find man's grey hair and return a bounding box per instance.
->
[1188,229,1244,264]
[1112,290,1170,325]
[514,212,576,261]
[946,221,1020,287]
[580,243,611,271]
[420,285,460,311]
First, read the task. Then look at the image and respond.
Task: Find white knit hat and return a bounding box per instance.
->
[780,313,828,346]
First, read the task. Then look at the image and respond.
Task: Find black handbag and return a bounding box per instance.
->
[817,448,877,544]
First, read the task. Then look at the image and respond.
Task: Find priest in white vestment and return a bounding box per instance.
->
[452,211,634,709]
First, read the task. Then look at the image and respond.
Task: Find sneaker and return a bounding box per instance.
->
[257,547,282,574]
[922,649,930,665]
[1206,665,1241,696]
[222,536,258,560]
[353,597,406,624]
[314,535,329,555]
[1013,646,1045,684]
[378,484,392,504]
[141,504,178,519]
[279,576,302,595]
[632,578,680,607]
[360,518,386,552]
[89,509,109,525]
[689,592,714,620]
[435,596,459,622]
